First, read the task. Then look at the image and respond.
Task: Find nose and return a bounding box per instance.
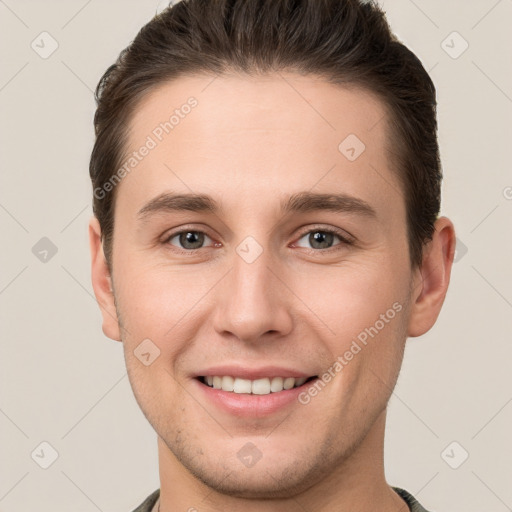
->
[212,245,294,344]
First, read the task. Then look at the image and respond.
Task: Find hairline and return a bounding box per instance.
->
[102,69,413,271]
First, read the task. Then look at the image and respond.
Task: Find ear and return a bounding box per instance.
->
[88,216,122,341]
[407,216,456,338]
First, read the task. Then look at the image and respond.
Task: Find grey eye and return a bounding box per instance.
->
[295,230,341,250]
[168,231,212,250]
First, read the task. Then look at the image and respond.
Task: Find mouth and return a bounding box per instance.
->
[196,375,318,395]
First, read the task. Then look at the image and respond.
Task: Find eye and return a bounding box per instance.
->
[293,226,354,251]
[163,225,354,254]
[165,229,216,251]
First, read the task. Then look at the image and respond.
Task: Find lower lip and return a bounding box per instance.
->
[193,378,318,417]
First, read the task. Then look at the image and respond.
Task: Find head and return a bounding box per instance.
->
[89,0,454,500]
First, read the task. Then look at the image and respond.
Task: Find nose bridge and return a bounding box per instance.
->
[213,233,293,342]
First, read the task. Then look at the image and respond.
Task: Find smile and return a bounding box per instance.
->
[198,375,317,395]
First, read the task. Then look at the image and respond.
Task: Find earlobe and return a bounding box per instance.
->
[88,216,122,342]
[407,216,456,338]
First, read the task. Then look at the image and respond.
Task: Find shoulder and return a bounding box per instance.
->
[392,486,433,512]
[131,489,160,512]
[132,487,432,512]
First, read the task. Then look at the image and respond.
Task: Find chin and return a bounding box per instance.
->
[161,431,333,499]
[188,463,319,499]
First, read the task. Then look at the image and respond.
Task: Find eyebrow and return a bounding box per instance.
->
[137,191,378,220]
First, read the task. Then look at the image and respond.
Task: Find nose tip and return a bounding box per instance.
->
[212,256,293,344]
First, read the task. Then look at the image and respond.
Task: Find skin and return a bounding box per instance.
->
[89,72,455,512]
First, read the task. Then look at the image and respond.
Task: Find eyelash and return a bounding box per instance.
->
[163,225,355,255]
[294,226,355,252]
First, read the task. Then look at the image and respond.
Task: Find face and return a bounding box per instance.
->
[91,73,442,498]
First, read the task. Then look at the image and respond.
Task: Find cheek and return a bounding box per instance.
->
[114,240,410,355]
[113,259,216,376]
[294,259,410,393]
[293,257,407,332]
[114,260,199,324]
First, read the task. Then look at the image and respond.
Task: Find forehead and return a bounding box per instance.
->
[119,72,403,226]
[128,72,390,149]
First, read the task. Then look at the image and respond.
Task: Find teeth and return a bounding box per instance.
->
[221,375,234,392]
[252,378,271,395]
[233,378,252,394]
[283,377,295,390]
[270,376,283,392]
[202,375,313,394]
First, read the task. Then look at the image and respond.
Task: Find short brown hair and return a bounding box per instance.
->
[90,0,441,270]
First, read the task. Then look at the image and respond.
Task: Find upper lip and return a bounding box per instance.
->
[194,365,317,380]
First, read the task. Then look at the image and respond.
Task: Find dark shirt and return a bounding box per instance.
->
[132,486,432,511]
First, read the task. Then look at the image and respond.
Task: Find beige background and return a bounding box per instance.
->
[1,0,511,510]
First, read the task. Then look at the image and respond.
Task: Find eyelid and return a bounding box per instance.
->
[162,225,218,251]
[162,224,355,253]
[293,224,356,245]
[290,229,355,255]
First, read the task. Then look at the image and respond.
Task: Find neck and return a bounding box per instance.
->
[156,409,408,512]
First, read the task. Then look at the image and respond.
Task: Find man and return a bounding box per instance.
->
[88,0,455,510]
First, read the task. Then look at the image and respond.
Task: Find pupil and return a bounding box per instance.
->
[310,231,333,249]
[180,231,204,249]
